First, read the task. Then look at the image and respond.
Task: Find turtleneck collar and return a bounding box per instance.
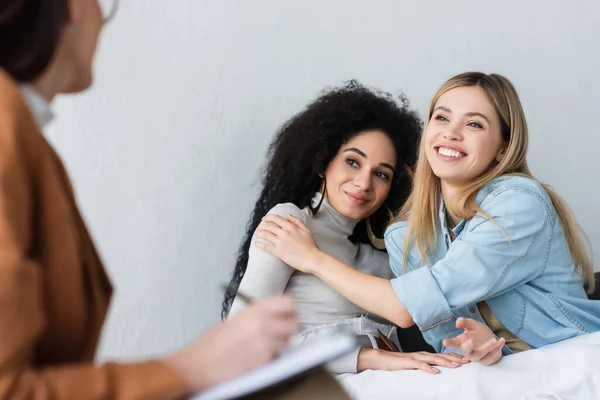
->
[310,192,358,236]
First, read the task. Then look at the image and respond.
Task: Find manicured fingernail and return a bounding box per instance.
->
[451,362,460,366]
[432,368,440,373]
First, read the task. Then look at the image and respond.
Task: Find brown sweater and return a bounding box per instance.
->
[0,70,187,400]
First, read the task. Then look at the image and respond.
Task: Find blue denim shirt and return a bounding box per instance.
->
[385,175,600,355]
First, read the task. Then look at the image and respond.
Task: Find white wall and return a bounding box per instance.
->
[47,0,600,361]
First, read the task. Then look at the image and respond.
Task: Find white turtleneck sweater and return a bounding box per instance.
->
[230,194,398,373]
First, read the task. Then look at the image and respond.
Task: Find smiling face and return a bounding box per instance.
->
[424,85,506,191]
[323,130,397,221]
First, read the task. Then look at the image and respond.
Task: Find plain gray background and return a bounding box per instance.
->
[46,0,599,361]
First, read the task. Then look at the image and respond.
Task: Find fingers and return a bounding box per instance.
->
[242,297,299,352]
[441,352,466,360]
[456,317,480,332]
[374,351,470,374]
[254,221,286,247]
[470,338,501,362]
[436,352,471,364]
[254,230,278,244]
[460,338,474,358]
[265,316,300,348]
[408,360,440,374]
[479,352,500,366]
[442,332,466,349]
[463,337,504,362]
[262,214,297,231]
[478,338,506,366]
[442,338,460,349]
[381,353,440,374]
[245,320,296,359]
[287,214,308,230]
[444,318,483,349]
[256,221,284,236]
[411,352,463,369]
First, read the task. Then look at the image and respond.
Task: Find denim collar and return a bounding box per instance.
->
[439,197,467,238]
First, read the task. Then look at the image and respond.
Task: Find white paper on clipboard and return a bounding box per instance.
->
[190,332,358,400]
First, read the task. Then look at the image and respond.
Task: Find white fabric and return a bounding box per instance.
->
[19,84,54,128]
[338,331,600,400]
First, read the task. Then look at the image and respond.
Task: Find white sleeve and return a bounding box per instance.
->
[291,325,361,374]
[291,319,396,374]
[229,203,306,316]
[326,347,362,374]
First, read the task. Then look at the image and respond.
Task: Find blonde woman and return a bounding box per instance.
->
[255,72,600,366]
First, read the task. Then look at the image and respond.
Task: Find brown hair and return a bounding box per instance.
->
[0,0,67,81]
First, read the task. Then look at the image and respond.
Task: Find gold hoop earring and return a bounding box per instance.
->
[309,175,326,216]
[366,205,394,250]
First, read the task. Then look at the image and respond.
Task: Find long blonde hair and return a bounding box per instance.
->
[393,72,594,293]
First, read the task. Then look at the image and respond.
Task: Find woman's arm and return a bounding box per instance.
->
[315,252,414,327]
[257,187,553,332]
[229,203,304,316]
[255,215,414,327]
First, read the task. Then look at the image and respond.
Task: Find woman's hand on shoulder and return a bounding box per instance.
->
[254,214,323,274]
[357,348,469,374]
[442,317,505,366]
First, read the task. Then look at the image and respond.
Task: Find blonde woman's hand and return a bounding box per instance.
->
[254,214,322,274]
[442,317,505,366]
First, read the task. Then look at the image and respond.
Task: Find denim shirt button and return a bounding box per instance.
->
[468,306,476,314]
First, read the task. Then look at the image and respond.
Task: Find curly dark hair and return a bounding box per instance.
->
[222,80,422,318]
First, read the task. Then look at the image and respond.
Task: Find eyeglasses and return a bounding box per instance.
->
[99,0,119,23]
